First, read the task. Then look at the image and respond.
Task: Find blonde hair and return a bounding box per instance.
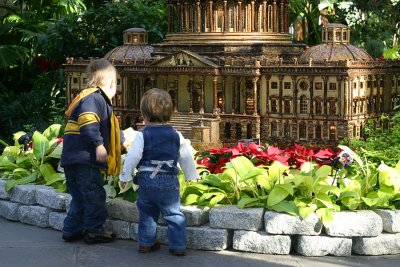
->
[86,58,116,88]
[140,88,173,123]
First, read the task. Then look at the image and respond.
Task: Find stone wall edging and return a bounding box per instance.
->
[0,180,400,256]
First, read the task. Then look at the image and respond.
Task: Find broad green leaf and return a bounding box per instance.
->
[13,131,26,145]
[361,196,380,207]
[33,131,50,162]
[298,206,314,219]
[269,200,298,216]
[316,193,333,208]
[45,173,65,185]
[231,156,256,178]
[237,197,259,208]
[203,174,222,187]
[378,163,400,192]
[187,183,209,192]
[48,143,63,159]
[198,192,220,203]
[104,184,116,198]
[5,173,37,191]
[184,194,199,205]
[209,193,226,207]
[42,124,61,141]
[301,162,316,174]
[316,208,334,226]
[315,165,332,179]
[317,185,341,197]
[256,175,271,191]
[269,161,289,184]
[267,184,293,206]
[39,163,57,182]
[12,168,30,175]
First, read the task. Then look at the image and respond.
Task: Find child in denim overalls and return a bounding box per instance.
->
[120,88,198,256]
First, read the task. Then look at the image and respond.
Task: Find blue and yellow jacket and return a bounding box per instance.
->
[61,87,120,174]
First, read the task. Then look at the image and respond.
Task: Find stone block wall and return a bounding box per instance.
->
[1,179,400,256]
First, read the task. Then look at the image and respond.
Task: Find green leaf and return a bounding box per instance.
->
[315,165,332,179]
[42,124,61,141]
[104,184,116,199]
[32,131,50,162]
[203,174,222,187]
[269,161,289,184]
[39,163,57,182]
[361,196,380,207]
[316,208,334,227]
[237,197,258,209]
[316,193,333,208]
[298,206,314,219]
[184,194,199,205]
[318,185,341,197]
[269,200,298,216]
[267,184,293,206]
[209,193,226,207]
[5,173,37,191]
[187,183,209,192]
[45,173,65,185]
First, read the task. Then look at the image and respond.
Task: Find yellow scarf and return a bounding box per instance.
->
[65,88,121,176]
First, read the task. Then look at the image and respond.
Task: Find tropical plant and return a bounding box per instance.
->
[0,124,65,192]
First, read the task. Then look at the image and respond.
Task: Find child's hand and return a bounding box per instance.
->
[96,144,108,162]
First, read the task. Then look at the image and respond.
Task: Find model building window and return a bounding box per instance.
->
[360,82,364,89]
[353,82,357,89]
[329,101,336,115]
[315,82,323,90]
[329,125,336,140]
[398,80,400,86]
[271,122,278,137]
[283,99,291,113]
[359,100,364,113]
[329,83,336,90]
[284,82,291,89]
[367,81,372,88]
[73,77,78,84]
[83,78,87,84]
[353,100,358,114]
[299,80,309,91]
[271,99,278,113]
[271,81,278,89]
[315,100,322,115]
[367,98,372,113]
[284,123,290,137]
[236,123,242,139]
[380,80,384,87]
[224,122,231,139]
[300,96,308,114]
[315,125,322,139]
[299,122,306,139]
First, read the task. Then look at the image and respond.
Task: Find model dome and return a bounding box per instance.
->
[104,28,153,61]
[299,23,373,63]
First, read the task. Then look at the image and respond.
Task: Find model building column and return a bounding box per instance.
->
[238,1,243,32]
[197,0,202,32]
[174,76,179,112]
[273,0,277,33]
[280,0,284,33]
[208,0,214,32]
[222,77,226,114]
[262,0,267,32]
[253,77,259,116]
[223,0,228,32]
[167,3,173,33]
[213,75,219,114]
[189,77,194,113]
[200,76,205,114]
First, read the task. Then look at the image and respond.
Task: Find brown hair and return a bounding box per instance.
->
[86,58,116,88]
[140,88,173,123]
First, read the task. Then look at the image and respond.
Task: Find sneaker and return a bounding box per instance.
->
[169,248,186,256]
[138,240,161,253]
[62,231,84,242]
[83,231,116,244]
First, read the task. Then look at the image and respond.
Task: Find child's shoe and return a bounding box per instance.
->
[62,231,85,242]
[169,248,186,256]
[138,240,161,253]
[83,231,116,244]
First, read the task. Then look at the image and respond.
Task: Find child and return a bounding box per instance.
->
[61,58,122,244]
[120,88,198,256]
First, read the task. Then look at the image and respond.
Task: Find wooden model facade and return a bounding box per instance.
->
[64,0,400,146]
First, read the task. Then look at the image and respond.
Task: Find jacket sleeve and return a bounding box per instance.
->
[77,95,105,147]
[120,132,144,182]
[177,131,198,180]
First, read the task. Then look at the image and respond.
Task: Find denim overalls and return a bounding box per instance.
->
[136,125,186,250]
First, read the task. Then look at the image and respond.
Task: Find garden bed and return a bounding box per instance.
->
[1,179,400,257]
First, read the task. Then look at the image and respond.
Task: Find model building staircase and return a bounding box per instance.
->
[170,113,201,143]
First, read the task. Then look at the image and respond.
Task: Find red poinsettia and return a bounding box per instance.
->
[196,142,341,174]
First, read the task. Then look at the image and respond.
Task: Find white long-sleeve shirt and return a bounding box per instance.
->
[119,130,198,182]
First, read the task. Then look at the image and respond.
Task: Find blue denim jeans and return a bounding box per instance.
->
[62,164,107,234]
[136,172,186,250]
